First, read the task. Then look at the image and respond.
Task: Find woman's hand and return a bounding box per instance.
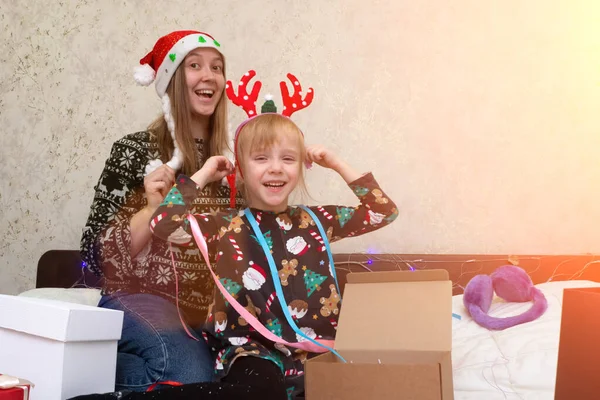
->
[191,156,235,188]
[131,164,175,258]
[143,164,175,211]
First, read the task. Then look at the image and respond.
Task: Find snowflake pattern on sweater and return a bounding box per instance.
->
[151,172,398,397]
[79,131,245,325]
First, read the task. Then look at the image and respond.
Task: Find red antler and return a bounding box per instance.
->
[226,70,262,117]
[280,73,314,117]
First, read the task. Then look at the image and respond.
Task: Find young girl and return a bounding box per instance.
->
[150,72,399,398]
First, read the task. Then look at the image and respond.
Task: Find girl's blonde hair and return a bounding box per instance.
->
[147,55,229,178]
[235,114,309,202]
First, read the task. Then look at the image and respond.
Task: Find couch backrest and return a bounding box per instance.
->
[37,250,600,295]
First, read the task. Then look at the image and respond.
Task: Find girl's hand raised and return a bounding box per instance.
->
[306,145,342,171]
[306,144,361,183]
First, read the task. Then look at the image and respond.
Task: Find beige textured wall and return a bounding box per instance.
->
[1,0,599,295]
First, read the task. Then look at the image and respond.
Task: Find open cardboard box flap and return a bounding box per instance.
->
[305,270,454,400]
[337,269,452,356]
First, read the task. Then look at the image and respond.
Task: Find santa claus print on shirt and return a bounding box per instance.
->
[228,336,249,346]
[366,210,386,226]
[242,261,267,290]
[296,327,317,342]
[286,236,310,256]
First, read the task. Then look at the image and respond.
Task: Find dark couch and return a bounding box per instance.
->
[37,250,600,295]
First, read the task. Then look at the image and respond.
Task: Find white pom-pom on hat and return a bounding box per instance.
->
[264,94,273,101]
[144,159,163,176]
[134,64,155,86]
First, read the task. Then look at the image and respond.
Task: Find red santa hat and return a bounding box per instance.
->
[248,261,267,281]
[134,30,223,175]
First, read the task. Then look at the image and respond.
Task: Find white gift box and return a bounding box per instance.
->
[0,294,123,399]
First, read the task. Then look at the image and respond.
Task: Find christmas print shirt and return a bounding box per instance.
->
[150,172,398,397]
[80,131,245,326]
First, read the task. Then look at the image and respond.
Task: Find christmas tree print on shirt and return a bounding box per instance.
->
[220,277,242,306]
[161,187,185,207]
[350,184,369,197]
[267,318,283,337]
[250,230,273,251]
[263,350,285,372]
[336,207,355,228]
[286,387,295,400]
[304,269,327,297]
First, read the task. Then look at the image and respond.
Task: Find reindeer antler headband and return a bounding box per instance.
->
[224,70,314,206]
[226,69,314,135]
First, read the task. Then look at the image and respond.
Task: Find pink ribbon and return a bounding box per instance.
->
[187,214,335,353]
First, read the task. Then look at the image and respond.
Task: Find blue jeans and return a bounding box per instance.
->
[99,293,214,392]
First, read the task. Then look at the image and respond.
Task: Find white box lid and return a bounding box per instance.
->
[0,294,123,342]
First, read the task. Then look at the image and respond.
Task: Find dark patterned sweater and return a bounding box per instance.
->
[80,131,245,325]
[150,173,398,397]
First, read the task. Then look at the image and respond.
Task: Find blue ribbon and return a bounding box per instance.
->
[244,208,346,362]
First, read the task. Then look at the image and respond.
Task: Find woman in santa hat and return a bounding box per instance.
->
[79,30,244,392]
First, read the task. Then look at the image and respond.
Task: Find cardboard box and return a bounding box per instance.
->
[305,270,453,400]
[0,295,124,400]
[554,287,600,399]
